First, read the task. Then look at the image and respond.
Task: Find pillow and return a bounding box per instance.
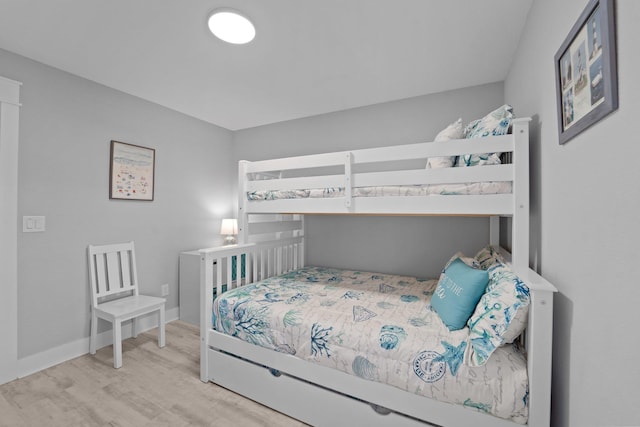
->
[474,245,506,270]
[431,254,489,331]
[457,104,514,167]
[465,263,530,367]
[426,118,463,169]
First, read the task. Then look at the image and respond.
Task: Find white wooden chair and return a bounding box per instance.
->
[87,241,166,368]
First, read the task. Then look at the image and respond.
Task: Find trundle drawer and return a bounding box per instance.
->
[208,349,433,427]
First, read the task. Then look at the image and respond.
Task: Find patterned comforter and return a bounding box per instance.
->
[212,266,528,424]
[247,182,512,201]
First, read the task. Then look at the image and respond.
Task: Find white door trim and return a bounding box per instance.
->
[0,75,21,385]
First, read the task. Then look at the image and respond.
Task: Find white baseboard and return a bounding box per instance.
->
[13,307,179,381]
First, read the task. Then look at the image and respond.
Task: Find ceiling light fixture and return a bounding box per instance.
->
[207,9,255,45]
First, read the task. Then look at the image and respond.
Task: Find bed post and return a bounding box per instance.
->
[238,160,249,245]
[199,250,214,382]
[489,216,500,247]
[344,152,353,210]
[511,118,531,272]
[522,271,557,427]
[299,215,305,268]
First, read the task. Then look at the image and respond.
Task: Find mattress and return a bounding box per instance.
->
[212,266,528,424]
[247,182,512,201]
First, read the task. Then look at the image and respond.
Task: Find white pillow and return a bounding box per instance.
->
[426,118,463,169]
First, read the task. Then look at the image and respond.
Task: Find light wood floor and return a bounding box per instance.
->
[0,321,306,427]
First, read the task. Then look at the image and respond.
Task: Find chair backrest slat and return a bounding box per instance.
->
[105,251,121,292]
[120,250,131,288]
[88,241,139,306]
[94,252,107,295]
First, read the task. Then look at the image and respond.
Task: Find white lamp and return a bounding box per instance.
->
[220,218,238,245]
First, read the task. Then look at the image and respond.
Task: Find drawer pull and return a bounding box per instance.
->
[269,368,282,377]
[370,404,392,415]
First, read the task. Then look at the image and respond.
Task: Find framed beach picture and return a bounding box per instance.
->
[554,0,618,145]
[109,140,155,201]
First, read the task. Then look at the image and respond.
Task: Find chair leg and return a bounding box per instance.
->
[113,319,123,369]
[132,317,138,338]
[158,306,166,348]
[89,312,97,355]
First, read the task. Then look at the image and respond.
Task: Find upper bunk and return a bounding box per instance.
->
[238,117,530,218]
[237,116,531,271]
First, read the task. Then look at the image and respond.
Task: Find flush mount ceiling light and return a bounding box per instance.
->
[207,9,255,44]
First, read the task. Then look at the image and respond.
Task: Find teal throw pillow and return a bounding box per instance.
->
[431,257,489,331]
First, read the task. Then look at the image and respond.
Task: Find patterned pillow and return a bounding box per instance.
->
[431,254,489,331]
[457,104,514,167]
[426,118,464,169]
[465,263,530,367]
[474,245,506,270]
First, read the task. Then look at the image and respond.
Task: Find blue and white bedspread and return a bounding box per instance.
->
[213,266,528,424]
[247,181,512,201]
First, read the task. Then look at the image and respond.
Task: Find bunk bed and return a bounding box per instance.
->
[198,116,557,427]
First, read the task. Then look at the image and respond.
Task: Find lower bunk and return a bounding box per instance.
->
[199,242,556,427]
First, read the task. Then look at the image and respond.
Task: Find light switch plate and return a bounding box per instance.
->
[23,216,45,232]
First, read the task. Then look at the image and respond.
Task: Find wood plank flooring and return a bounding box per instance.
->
[0,321,306,427]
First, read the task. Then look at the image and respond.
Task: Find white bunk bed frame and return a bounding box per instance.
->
[199,118,557,427]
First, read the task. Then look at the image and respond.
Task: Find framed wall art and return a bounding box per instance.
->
[554,0,618,145]
[109,140,155,201]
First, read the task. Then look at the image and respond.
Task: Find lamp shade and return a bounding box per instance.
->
[220,218,238,236]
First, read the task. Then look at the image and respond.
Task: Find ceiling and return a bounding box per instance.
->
[0,0,532,131]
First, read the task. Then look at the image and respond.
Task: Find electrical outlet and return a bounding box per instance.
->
[161,284,169,296]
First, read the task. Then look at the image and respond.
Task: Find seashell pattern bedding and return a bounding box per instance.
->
[246,182,512,201]
[212,266,528,424]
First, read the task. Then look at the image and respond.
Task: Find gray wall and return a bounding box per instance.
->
[0,48,234,358]
[505,1,640,426]
[234,83,506,278]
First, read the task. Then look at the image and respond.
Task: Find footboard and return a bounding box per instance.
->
[199,237,304,382]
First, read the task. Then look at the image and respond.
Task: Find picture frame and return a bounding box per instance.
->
[109,140,155,201]
[554,0,618,145]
